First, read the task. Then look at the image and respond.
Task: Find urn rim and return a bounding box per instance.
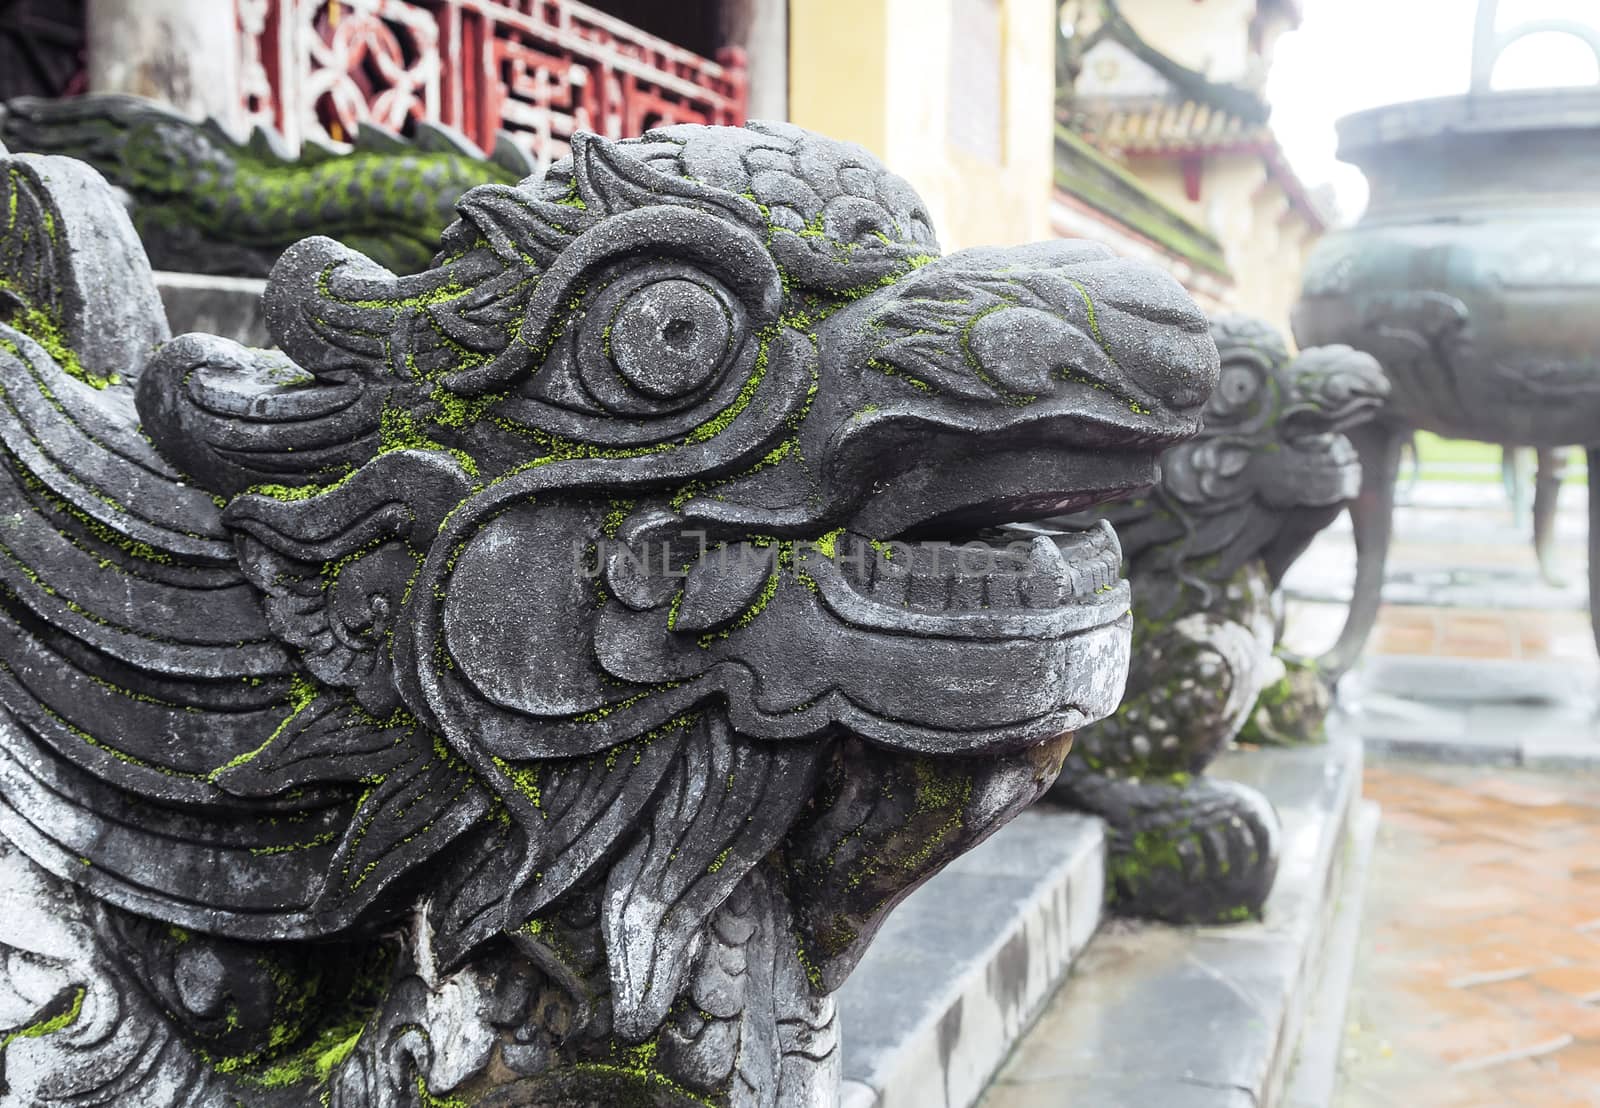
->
[1336,87,1600,159]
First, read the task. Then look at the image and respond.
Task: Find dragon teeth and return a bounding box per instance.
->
[983,571,1021,609]
[906,557,950,610]
[869,550,910,606]
[835,525,1121,612]
[947,570,986,610]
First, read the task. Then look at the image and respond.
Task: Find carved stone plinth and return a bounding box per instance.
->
[1048,315,1387,924]
[0,124,1217,1105]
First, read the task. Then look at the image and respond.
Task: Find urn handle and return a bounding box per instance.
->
[1471,0,1600,92]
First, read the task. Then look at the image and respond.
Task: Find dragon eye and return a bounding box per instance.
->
[1204,360,1272,428]
[610,279,732,400]
[548,262,752,419]
[1220,366,1258,402]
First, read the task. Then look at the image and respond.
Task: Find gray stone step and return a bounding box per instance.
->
[157,271,270,346]
[836,808,1107,1108]
[1344,655,1600,768]
[1282,798,1381,1108]
[975,736,1367,1108]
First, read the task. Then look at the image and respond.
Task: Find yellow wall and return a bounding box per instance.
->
[787,0,1315,333]
[1127,152,1318,337]
[789,0,1057,252]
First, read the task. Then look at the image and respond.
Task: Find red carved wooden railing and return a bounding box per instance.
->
[236,0,748,171]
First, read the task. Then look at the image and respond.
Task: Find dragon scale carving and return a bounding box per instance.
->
[0,94,533,277]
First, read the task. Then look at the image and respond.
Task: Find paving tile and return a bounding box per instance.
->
[1385,913,1528,947]
[1402,1017,1570,1068]
[1484,924,1600,966]
[1436,623,1519,660]
[1423,840,1522,867]
[1338,762,1600,1108]
[1438,945,1549,983]
[1417,887,1538,920]
[1375,626,1441,656]
[1463,776,1573,808]
[1531,966,1600,1001]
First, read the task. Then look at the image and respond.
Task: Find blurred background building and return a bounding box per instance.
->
[0,0,1319,327]
[1055,0,1326,332]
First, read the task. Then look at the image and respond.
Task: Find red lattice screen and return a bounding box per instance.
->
[237,0,747,171]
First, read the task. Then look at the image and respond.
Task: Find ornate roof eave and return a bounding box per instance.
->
[1053,125,1234,279]
[1075,100,1329,235]
[1112,138,1328,236]
[1096,0,1271,126]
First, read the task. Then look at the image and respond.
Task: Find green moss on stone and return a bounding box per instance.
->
[0,277,114,389]
[1,985,85,1050]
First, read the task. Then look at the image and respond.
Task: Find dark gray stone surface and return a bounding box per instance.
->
[981,737,1365,1108]
[0,124,1219,1105]
[1048,314,1386,924]
[837,809,1105,1108]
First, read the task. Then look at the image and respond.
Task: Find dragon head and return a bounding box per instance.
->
[1103,312,1386,605]
[141,122,1217,765]
[0,121,1224,1092]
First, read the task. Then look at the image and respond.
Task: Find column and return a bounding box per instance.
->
[85,0,242,124]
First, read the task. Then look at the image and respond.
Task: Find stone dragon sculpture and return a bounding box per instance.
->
[0,93,530,276]
[0,122,1217,1105]
[1049,314,1386,923]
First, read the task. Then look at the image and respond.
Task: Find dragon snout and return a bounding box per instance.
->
[845,242,1218,436]
[1282,345,1389,438]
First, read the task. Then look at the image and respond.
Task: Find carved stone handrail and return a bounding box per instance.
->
[1049,314,1387,923]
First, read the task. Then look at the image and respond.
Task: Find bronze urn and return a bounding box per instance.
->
[1290,4,1600,674]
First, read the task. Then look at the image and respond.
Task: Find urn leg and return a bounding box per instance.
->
[1502,446,1530,522]
[1588,447,1600,663]
[1534,447,1568,587]
[1319,419,1408,680]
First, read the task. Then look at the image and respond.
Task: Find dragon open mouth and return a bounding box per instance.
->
[1282,396,1384,442]
[805,476,1136,640]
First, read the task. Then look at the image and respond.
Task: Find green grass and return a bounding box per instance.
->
[1411,432,1587,486]
[1413,432,1501,467]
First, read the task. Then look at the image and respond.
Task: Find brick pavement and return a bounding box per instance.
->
[1339,762,1600,1107]
[1282,601,1597,664]
[1280,476,1592,666]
